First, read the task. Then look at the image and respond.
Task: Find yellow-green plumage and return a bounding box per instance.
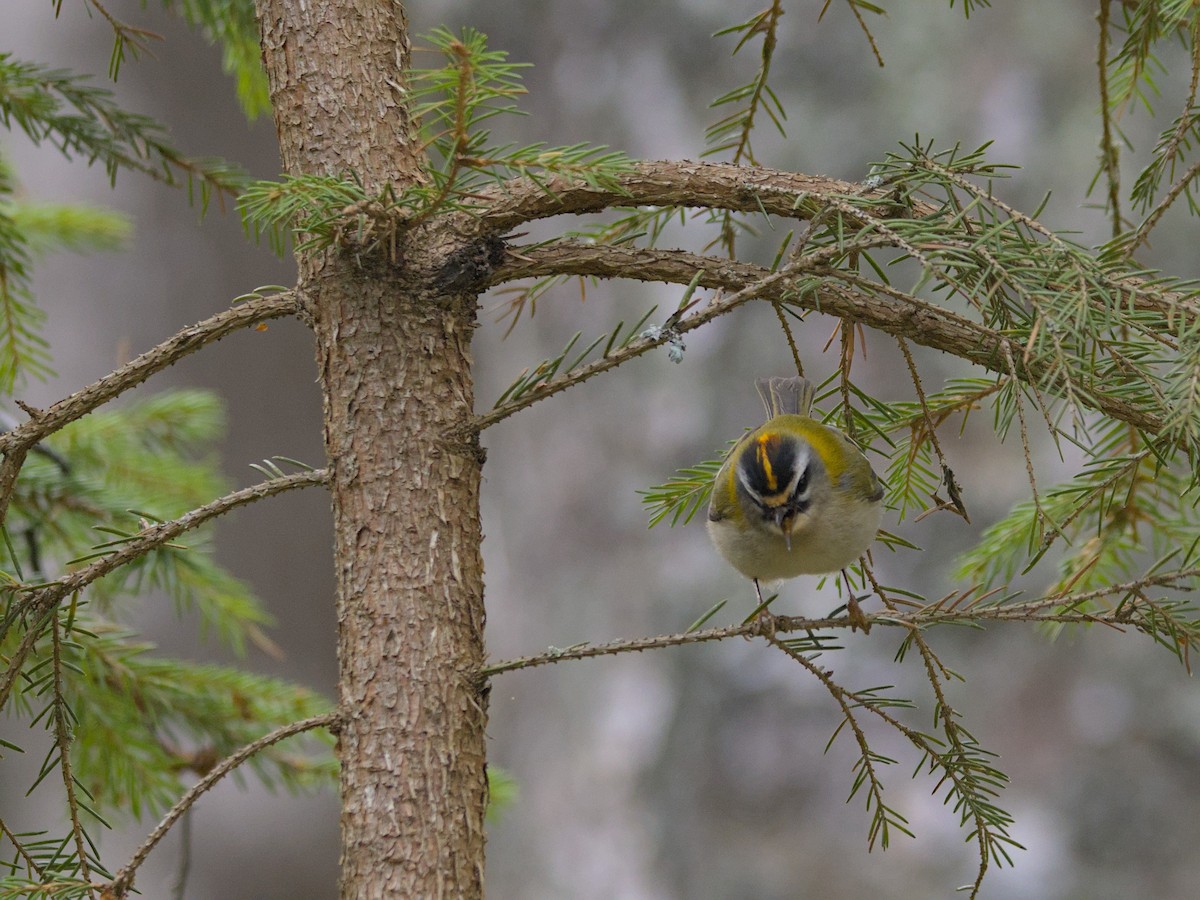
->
[707,377,883,583]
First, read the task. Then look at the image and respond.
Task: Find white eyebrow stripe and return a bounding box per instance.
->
[787,446,811,499]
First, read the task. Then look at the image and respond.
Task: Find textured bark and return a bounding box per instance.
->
[256,2,489,896]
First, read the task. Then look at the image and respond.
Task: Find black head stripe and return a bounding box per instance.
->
[739,432,806,505]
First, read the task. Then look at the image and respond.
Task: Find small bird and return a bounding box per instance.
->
[707,376,884,606]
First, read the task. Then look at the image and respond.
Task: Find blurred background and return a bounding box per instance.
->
[5,1,1200,897]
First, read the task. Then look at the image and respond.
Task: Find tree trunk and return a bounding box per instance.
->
[256,1,489,896]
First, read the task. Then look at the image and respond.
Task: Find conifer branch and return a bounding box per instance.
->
[483,569,1200,677]
[473,159,875,233]
[473,246,888,431]
[487,240,1171,437]
[0,817,47,885]
[0,54,245,196]
[472,154,1200,323]
[771,633,916,855]
[0,468,328,712]
[872,573,1003,894]
[0,290,298,526]
[479,615,828,677]
[105,711,340,898]
[705,2,788,166]
[49,618,96,899]
[1096,0,1125,240]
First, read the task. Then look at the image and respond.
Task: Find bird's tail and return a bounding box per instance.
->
[755,376,815,418]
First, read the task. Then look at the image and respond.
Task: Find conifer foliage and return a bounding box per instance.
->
[2,2,1200,897]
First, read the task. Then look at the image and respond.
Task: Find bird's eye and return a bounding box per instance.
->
[791,466,809,499]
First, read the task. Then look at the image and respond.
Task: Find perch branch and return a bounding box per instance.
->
[483,569,1200,677]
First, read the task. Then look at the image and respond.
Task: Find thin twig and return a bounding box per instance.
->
[896,337,948,471]
[82,0,162,45]
[492,240,1172,438]
[1128,156,1200,257]
[773,606,1007,895]
[479,615,827,677]
[0,469,328,712]
[765,630,900,850]
[482,569,1200,677]
[838,318,856,439]
[105,711,340,898]
[0,817,47,882]
[767,619,1007,896]
[771,301,805,376]
[0,292,299,527]
[1097,0,1124,241]
[51,617,96,898]
[1125,17,1200,256]
[730,0,785,167]
[895,337,971,521]
[472,255,844,432]
[1001,342,1044,521]
[867,569,990,893]
[838,0,884,67]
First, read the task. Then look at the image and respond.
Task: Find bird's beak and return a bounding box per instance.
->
[774,507,793,551]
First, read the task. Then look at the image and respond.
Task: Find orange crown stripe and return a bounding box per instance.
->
[754,433,780,491]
